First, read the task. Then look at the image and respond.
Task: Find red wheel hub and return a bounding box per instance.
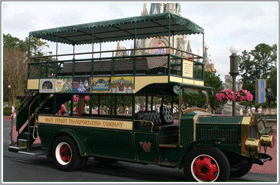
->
[192,155,219,181]
[60,144,71,163]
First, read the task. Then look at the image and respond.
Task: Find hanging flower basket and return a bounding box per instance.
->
[216,89,235,102]
[216,89,253,102]
[235,89,253,102]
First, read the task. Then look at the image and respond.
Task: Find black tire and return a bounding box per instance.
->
[95,157,118,164]
[183,146,230,182]
[52,135,81,171]
[230,159,252,177]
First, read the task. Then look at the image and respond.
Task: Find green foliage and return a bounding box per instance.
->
[3,33,53,105]
[183,91,206,108]
[3,108,12,116]
[204,71,225,112]
[239,43,277,101]
[3,34,27,51]
[267,67,277,98]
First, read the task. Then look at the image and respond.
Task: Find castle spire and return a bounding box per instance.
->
[203,45,210,64]
[186,40,192,54]
[150,3,161,14]
[141,3,148,15]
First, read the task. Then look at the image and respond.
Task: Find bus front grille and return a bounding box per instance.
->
[198,128,238,143]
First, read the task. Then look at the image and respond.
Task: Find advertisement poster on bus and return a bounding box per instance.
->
[90,77,110,93]
[55,78,72,93]
[39,79,56,93]
[72,77,90,93]
[111,77,133,93]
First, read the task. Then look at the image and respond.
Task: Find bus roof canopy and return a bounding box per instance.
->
[29,12,204,45]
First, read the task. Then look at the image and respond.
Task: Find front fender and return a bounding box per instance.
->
[178,139,223,169]
[47,128,89,158]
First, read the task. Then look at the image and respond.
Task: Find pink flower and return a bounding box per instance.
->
[235,89,253,102]
[85,95,90,101]
[73,95,79,102]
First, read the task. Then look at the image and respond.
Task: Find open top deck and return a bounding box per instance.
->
[27,12,207,94]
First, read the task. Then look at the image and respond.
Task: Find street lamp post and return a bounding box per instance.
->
[8,85,11,107]
[8,84,14,145]
[229,45,239,117]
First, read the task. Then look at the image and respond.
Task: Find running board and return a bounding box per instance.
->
[8,143,42,153]
[8,145,27,152]
[18,151,43,156]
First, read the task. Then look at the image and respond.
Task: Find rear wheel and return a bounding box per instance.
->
[52,135,81,171]
[183,146,230,182]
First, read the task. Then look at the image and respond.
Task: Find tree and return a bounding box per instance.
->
[239,43,277,101]
[250,43,276,79]
[204,71,226,113]
[3,33,51,105]
[3,48,28,105]
[267,67,277,99]
[3,34,27,51]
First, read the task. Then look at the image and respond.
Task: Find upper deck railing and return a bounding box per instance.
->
[28,46,205,81]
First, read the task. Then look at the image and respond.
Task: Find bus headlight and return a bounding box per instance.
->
[260,135,274,148]
[245,138,261,153]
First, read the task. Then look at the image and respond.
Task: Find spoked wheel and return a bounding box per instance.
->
[191,154,220,181]
[56,142,72,165]
[183,146,230,182]
[52,135,82,171]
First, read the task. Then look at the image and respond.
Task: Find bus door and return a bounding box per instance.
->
[134,132,161,163]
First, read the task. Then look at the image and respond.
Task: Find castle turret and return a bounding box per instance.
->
[203,45,216,73]
[141,3,148,15]
[150,3,162,14]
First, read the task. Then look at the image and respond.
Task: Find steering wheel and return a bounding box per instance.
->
[182,107,207,115]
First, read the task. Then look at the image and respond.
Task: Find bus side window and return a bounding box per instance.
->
[55,94,71,116]
[90,95,98,115]
[72,95,91,116]
[100,95,110,115]
[116,95,132,117]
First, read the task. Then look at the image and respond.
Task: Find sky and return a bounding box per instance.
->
[2,1,278,82]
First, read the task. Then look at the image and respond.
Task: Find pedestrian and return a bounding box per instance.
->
[11,104,16,119]
[240,108,243,115]
[251,106,256,113]
[247,106,251,116]
[257,106,263,114]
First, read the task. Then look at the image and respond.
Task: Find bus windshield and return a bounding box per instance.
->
[182,87,208,111]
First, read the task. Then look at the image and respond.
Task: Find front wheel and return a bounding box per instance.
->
[183,146,230,182]
[52,135,81,171]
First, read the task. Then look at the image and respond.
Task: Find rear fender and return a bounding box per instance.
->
[47,129,89,158]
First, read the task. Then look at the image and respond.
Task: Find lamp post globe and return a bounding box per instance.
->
[229,44,239,54]
[229,45,239,117]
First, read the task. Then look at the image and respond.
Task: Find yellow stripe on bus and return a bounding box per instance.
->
[38,116,133,130]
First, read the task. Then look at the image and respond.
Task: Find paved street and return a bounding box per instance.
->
[2,117,277,182]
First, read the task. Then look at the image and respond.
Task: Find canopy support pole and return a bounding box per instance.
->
[56,32,58,61]
[72,44,75,78]
[91,31,95,77]
[202,34,205,61]
[73,45,75,59]
[28,35,30,59]
[132,22,137,121]
[100,42,101,61]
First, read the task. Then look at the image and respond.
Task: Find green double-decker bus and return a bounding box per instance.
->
[9,12,274,182]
